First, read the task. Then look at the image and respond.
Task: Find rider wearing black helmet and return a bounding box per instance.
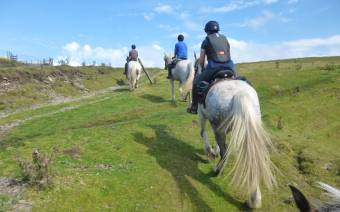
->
[124,44,139,76]
[187,20,236,114]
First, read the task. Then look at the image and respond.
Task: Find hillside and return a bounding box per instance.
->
[0,56,339,211]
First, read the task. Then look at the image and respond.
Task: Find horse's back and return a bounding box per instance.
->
[172,60,192,81]
[205,80,260,121]
[128,61,141,71]
[128,61,142,77]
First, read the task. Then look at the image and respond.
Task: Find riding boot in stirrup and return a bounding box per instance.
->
[167,67,172,79]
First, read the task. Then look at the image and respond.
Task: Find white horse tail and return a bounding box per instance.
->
[318,182,340,201]
[220,91,276,194]
[128,62,141,90]
[180,61,195,94]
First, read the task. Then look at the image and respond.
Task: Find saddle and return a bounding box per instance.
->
[168,58,185,69]
[197,70,251,107]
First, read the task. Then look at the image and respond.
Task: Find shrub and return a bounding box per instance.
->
[324,63,335,71]
[19,149,54,188]
[295,64,302,71]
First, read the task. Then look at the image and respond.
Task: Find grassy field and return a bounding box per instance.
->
[0,57,339,211]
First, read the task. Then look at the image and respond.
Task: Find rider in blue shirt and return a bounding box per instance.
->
[167,34,188,79]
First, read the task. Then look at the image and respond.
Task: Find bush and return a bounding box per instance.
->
[19,149,54,188]
[295,64,302,71]
[324,63,335,71]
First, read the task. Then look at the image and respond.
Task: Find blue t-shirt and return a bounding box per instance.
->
[174,41,188,59]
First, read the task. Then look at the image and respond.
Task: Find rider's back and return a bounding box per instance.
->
[175,41,188,59]
[203,33,231,63]
[129,49,138,61]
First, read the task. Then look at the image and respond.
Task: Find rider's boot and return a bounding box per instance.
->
[187,85,198,114]
[166,67,172,79]
[124,63,128,76]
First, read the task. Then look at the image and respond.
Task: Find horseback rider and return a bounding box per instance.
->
[187,20,236,114]
[167,34,188,79]
[124,44,139,76]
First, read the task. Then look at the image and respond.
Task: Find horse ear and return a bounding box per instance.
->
[194,52,197,60]
[289,185,312,212]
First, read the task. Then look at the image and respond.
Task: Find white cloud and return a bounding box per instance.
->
[200,0,279,13]
[154,4,173,14]
[238,10,274,29]
[283,35,340,47]
[200,1,258,13]
[64,41,80,52]
[190,35,340,63]
[151,43,164,51]
[59,41,166,68]
[59,35,340,68]
[262,0,278,4]
[143,13,154,21]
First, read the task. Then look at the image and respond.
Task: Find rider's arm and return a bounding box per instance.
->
[199,49,206,67]
[173,44,178,59]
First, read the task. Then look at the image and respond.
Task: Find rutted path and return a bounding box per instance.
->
[0,85,128,119]
[0,85,128,136]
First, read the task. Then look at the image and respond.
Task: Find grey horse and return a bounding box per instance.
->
[195,63,276,208]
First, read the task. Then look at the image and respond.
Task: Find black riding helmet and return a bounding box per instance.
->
[131,44,136,49]
[177,34,184,41]
[204,21,219,34]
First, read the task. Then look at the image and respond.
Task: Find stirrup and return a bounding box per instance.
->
[166,75,172,79]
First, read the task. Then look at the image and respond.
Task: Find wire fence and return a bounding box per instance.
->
[0,49,113,67]
[0,49,53,66]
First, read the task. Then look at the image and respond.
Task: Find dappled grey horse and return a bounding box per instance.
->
[195,63,276,208]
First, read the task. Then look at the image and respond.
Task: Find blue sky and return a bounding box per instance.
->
[0,0,339,67]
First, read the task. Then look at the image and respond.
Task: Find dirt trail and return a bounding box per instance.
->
[0,85,128,136]
[0,85,128,119]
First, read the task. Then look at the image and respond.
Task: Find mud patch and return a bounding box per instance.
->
[295,150,315,175]
[63,146,81,159]
[0,177,31,211]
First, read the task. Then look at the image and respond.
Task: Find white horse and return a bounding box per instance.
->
[163,53,195,102]
[196,65,276,208]
[127,61,142,91]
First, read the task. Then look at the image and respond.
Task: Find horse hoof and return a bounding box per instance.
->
[245,200,261,209]
[207,152,217,161]
[208,169,219,177]
[213,166,221,175]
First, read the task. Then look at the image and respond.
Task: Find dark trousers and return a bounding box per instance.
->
[167,58,187,77]
[191,60,236,107]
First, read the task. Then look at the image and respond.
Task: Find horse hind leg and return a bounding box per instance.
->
[198,106,214,160]
[213,130,227,174]
[135,71,141,88]
[170,79,175,102]
[135,79,138,88]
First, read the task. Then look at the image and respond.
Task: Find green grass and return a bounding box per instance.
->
[0,57,339,211]
[0,64,124,112]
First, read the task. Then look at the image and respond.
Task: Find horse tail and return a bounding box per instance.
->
[180,61,195,94]
[220,91,276,194]
[318,182,340,201]
[128,62,137,90]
